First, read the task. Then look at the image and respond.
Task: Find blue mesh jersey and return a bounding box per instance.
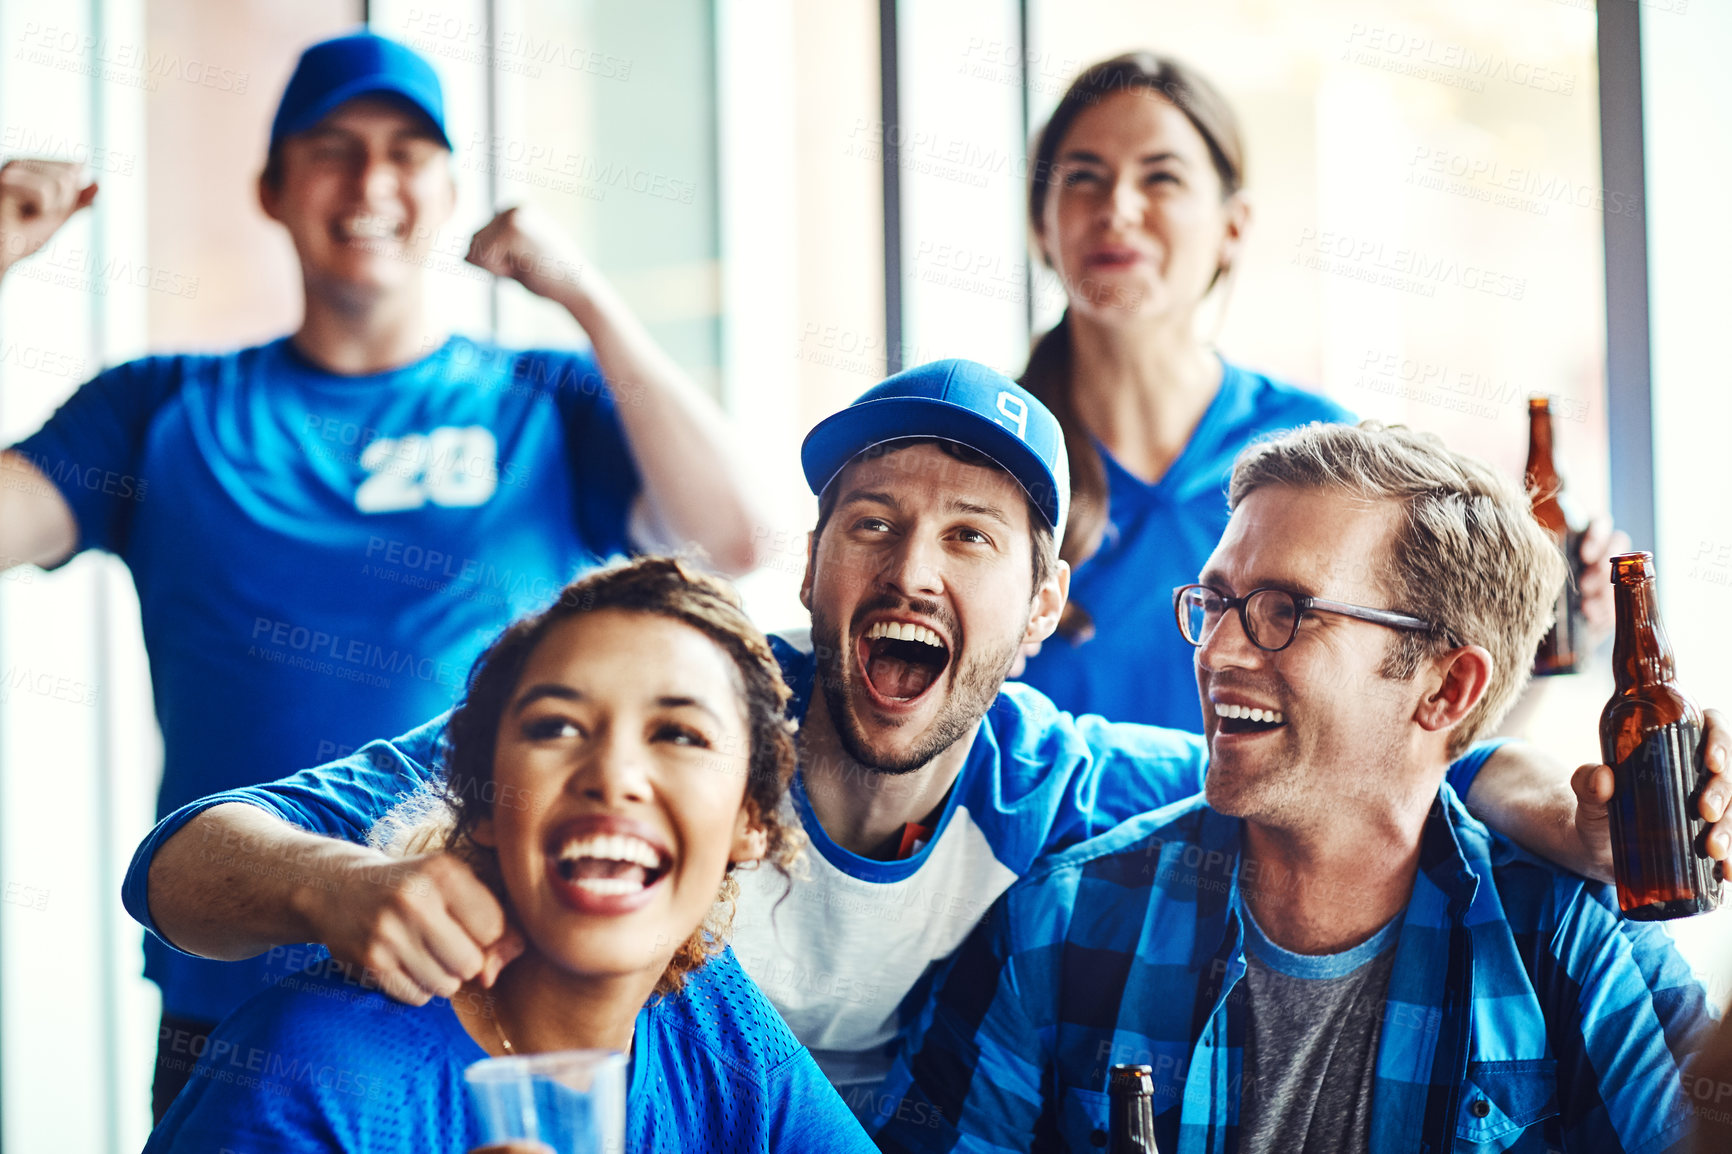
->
[1016,360,1353,731]
[145,947,876,1152]
[124,640,1497,1108]
[12,335,640,1021]
[872,791,1713,1154]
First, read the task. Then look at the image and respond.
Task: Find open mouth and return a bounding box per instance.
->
[1214,702,1288,736]
[334,212,407,247]
[551,832,672,897]
[858,620,950,705]
[1086,250,1141,269]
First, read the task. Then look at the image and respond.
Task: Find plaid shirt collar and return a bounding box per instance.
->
[1183,789,1554,1153]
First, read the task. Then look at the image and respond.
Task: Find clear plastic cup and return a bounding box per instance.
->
[464,1050,628,1154]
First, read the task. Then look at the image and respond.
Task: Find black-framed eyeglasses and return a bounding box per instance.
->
[1172,584,1449,653]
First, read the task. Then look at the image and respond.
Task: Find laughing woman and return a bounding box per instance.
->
[145,557,875,1152]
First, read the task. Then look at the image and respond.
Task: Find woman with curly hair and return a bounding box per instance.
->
[146,557,874,1152]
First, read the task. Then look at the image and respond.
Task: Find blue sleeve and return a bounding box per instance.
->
[8,355,188,560]
[763,1049,880,1153]
[1444,737,1511,804]
[1044,714,1208,854]
[1542,879,1711,1153]
[121,715,450,947]
[529,349,641,557]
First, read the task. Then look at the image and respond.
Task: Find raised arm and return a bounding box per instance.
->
[466,206,764,575]
[0,450,76,570]
[1,159,98,571]
[1464,709,1732,883]
[129,725,523,1005]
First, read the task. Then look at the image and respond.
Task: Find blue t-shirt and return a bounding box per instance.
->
[145,947,876,1153]
[13,335,640,1020]
[1017,360,1353,731]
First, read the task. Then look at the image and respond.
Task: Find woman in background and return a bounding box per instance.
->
[1013,52,1615,730]
[146,557,874,1152]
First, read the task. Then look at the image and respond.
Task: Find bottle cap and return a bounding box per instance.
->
[1109,1064,1154,1094]
[1611,551,1655,582]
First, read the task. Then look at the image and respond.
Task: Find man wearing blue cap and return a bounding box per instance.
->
[122,359,1731,1123]
[0,31,760,1117]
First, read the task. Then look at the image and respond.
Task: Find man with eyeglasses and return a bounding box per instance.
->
[875,420,1715,1154]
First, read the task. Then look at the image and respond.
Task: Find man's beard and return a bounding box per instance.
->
[809,595,1022,776]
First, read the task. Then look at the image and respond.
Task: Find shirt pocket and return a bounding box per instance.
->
[1059,1085,1111,1151]
[1455,1059,1559,1151]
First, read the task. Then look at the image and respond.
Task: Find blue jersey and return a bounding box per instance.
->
[145,947,875,1153]
[13,335,639,1020]
[1017,360,1352,731]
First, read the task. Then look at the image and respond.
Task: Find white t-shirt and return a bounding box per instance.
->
[730,635,1210,1099]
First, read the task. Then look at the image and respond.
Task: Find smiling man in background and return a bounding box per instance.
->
[0,30,761,1118]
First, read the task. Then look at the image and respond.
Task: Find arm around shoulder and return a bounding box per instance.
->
[1460,739,1610,882]
[144,801,381,962]
[133,721,520,1006]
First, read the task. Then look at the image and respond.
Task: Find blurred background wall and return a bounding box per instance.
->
[0,0,1725,1147]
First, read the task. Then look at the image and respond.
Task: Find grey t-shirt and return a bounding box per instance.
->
[1236,905,1403,1154]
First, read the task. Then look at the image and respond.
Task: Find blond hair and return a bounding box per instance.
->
[1229,421,1566,756]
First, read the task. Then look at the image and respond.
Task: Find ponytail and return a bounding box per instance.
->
[1019,312,1103,643]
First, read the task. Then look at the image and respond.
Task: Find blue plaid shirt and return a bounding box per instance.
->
[873,790,1712,1154]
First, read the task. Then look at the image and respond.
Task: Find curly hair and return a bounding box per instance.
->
[374,556,803,996]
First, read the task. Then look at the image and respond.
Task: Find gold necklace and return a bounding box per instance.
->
[491,1001,515,1055]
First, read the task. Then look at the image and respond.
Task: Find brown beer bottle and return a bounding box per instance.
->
[1107,1063,1158,1152]
[1526,396,1585,675]
[1600,552,1721,920]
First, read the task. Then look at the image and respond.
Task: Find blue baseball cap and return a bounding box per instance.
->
[802,359,1070,534]
[270,32,452,153]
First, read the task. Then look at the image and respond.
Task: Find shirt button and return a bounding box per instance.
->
[1469,1097,1492,1118]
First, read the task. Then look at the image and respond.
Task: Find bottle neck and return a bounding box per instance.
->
[1526,408,1559,491]
[1610,575,1678,689]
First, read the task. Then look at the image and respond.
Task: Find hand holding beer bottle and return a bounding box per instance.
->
[1597,552,1721,919]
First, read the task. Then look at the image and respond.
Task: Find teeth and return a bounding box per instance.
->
[865,621,944,649]
[555,833,663,869]
[1216,703,1286,725]
[571,877,642,896]
[343,213,403,241]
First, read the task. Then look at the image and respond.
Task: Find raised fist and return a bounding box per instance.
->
[0,159,98,276]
